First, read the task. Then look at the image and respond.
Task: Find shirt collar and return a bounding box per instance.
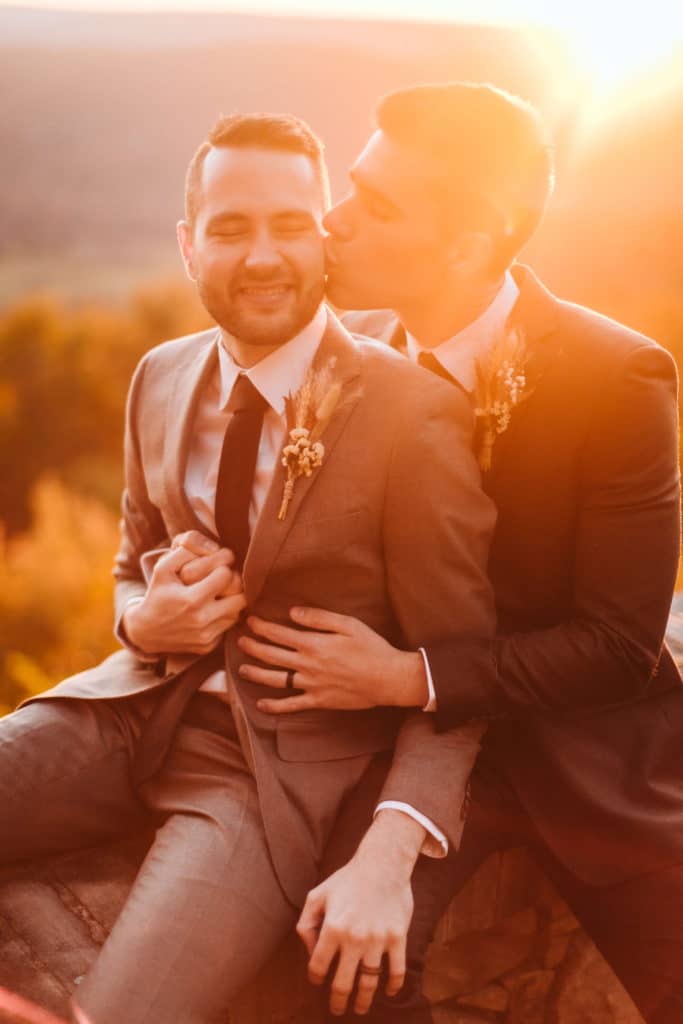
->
[405,270,520,392]
[217,304,328,415]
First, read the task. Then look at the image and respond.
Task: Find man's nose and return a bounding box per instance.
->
[244,229,282,273]
[323,195,354,241]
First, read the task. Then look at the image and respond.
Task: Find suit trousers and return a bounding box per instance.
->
[0,695,297,1024]
[323,752,683,1024]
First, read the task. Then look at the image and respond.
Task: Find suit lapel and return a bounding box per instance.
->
[508,264,560,385]
[243,310,363,604]
[161,330,221,537]
[479,265,561,474]
[346,266,562,477]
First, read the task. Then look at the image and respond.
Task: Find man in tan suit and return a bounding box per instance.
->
[0,112,496,1023]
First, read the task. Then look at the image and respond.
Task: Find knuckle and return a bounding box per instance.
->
[214,566,231,588]
[189,606,205,627]
[330,985,350,998]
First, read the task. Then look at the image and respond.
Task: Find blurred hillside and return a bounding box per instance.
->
[0,6,579,299]
[1,8,681,333]
[0,7,682,703]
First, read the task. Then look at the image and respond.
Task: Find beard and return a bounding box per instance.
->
[197,274,325,347]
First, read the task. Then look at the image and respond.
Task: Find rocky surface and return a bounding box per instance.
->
[6,594,683,1022]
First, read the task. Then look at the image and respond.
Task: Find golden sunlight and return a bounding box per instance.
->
[6,0,682,98]
[557,4,680,92]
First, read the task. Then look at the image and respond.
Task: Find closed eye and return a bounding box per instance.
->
[206,216,249,239]
[354,183,399,222]
[272,214,317,235]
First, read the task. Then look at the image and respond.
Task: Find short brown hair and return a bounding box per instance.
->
[184,112,330,226]
[376,82,554,275]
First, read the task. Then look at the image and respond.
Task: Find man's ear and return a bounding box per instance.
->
[447,231,494,277]
[177,220,197,281]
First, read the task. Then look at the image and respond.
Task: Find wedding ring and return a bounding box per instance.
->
[358,964,382,977]
[285,669,296,690]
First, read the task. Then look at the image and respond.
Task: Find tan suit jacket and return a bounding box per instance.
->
[33,310,496,904]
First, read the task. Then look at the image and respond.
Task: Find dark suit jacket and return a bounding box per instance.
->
[347,265,683,884]
[32,310,496,905]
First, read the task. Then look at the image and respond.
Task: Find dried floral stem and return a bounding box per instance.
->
[278,358,340,521]
[473,326,531,472]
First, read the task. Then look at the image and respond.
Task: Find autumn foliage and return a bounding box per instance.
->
[0,281,210,710]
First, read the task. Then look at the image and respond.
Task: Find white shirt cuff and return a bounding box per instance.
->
[374,801,448,858]
[419,647,437,712]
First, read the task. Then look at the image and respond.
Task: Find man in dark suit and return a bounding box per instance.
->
[239,83,683,1023]
[0,111,497,1023]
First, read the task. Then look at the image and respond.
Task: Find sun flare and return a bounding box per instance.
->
[4,0,683,100]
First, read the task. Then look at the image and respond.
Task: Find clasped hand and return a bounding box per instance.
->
[122,532,247,656]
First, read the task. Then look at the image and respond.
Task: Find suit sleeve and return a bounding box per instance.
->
[427,343,681,727]
[113,354,168,639]
[377,379,498,845]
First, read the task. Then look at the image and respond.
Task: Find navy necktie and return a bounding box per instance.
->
[214,374,269,569]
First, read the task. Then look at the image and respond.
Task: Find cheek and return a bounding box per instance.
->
[199,247,242,282]
[369,233,422,281]
[290,241,325,281]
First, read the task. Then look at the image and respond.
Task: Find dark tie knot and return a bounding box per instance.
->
[230,374,270,416]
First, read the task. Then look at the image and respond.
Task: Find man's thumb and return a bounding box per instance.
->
[296,891,325,955]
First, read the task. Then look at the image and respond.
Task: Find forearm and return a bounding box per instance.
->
[354,807,427,880]
[386,650,432,708]
[378,712,485,850]
[428,620,660,728]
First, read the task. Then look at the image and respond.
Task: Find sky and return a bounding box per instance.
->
[3,0,682,92]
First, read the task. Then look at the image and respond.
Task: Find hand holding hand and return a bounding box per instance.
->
[172,532,243,597]
[123,534,246,655]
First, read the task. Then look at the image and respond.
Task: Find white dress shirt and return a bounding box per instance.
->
[406,270,520,389]
[122,303,446,854]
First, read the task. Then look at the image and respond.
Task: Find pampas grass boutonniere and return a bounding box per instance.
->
[473,326,532,472]
[278,357,342,520]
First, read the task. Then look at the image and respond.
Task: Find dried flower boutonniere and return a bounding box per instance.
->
[473,326,532,472]
[278,357,342,520]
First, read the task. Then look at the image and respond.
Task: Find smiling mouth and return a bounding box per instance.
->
[238,284,294,306]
